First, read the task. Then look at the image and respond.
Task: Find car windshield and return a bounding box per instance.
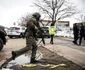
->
[9,27,20,30]
[41,27,49,30]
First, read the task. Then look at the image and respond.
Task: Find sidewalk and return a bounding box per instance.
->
[44,43,85,68]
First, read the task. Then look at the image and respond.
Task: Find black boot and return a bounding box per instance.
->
[50,41,54,44]
[73,41,77,45]
[30,58,38,63]
[12,51,16,60]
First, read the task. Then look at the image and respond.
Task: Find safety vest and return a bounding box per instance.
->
[49,26,55,35]
[25,27,27,30]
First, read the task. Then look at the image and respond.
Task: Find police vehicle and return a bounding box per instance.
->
[7,26,26,38]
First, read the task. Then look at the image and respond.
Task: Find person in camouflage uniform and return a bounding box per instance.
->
[25,12,41,63]
[11,13,41,63]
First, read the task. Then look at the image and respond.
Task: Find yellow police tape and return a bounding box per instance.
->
[21,64,37,67]
[23,51,66,69]
[50,64,66,69]
[21,63,66,69]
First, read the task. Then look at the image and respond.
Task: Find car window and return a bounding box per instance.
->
[9,27,20,30]
[41,27,49,30]
[22,28,25,30]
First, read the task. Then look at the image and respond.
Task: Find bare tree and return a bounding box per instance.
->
[33,0,77,25]
[79,15,85,23]
[17,13,32,26]
[74,14,85,24]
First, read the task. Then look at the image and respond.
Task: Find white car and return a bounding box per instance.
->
[7,26,26,38]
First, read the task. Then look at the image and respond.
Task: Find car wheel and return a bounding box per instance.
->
[48,36,50,38]
[19,33,23,38]
[9,36,13,39]
[0,38,4,51]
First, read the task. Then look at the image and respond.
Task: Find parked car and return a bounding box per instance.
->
[36,26,50,38]
[0,25,7,51]
[7,26,26,38]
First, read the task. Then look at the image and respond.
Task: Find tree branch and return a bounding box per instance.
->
[34,3,53,18]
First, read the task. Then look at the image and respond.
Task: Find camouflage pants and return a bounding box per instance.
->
[26,36,38,59]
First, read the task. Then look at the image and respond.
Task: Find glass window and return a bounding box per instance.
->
[10,27,20,30]
[22,28,25,30]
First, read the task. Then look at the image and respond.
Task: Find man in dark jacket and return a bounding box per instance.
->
[78,23,85,46]
[73,23,79,45]
[84,25,85,40]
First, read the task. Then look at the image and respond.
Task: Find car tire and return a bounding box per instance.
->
[9,36,13,39]
[0,38,4,51]
[19,33,23,38]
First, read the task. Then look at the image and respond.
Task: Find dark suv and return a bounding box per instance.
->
[36,26,50,38]
[0,25,7,51]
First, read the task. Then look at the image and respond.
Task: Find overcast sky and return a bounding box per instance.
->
[0,0,85,27]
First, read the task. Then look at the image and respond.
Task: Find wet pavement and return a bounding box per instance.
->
[0,38,85,70]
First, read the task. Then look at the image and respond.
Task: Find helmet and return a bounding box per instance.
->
[33,13,41,20]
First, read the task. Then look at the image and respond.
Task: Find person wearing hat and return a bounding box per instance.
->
[25,13,41,63]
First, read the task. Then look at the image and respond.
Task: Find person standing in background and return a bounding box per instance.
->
[73,23,79,45]
[49,23,55,44]
[78,23,85,46]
